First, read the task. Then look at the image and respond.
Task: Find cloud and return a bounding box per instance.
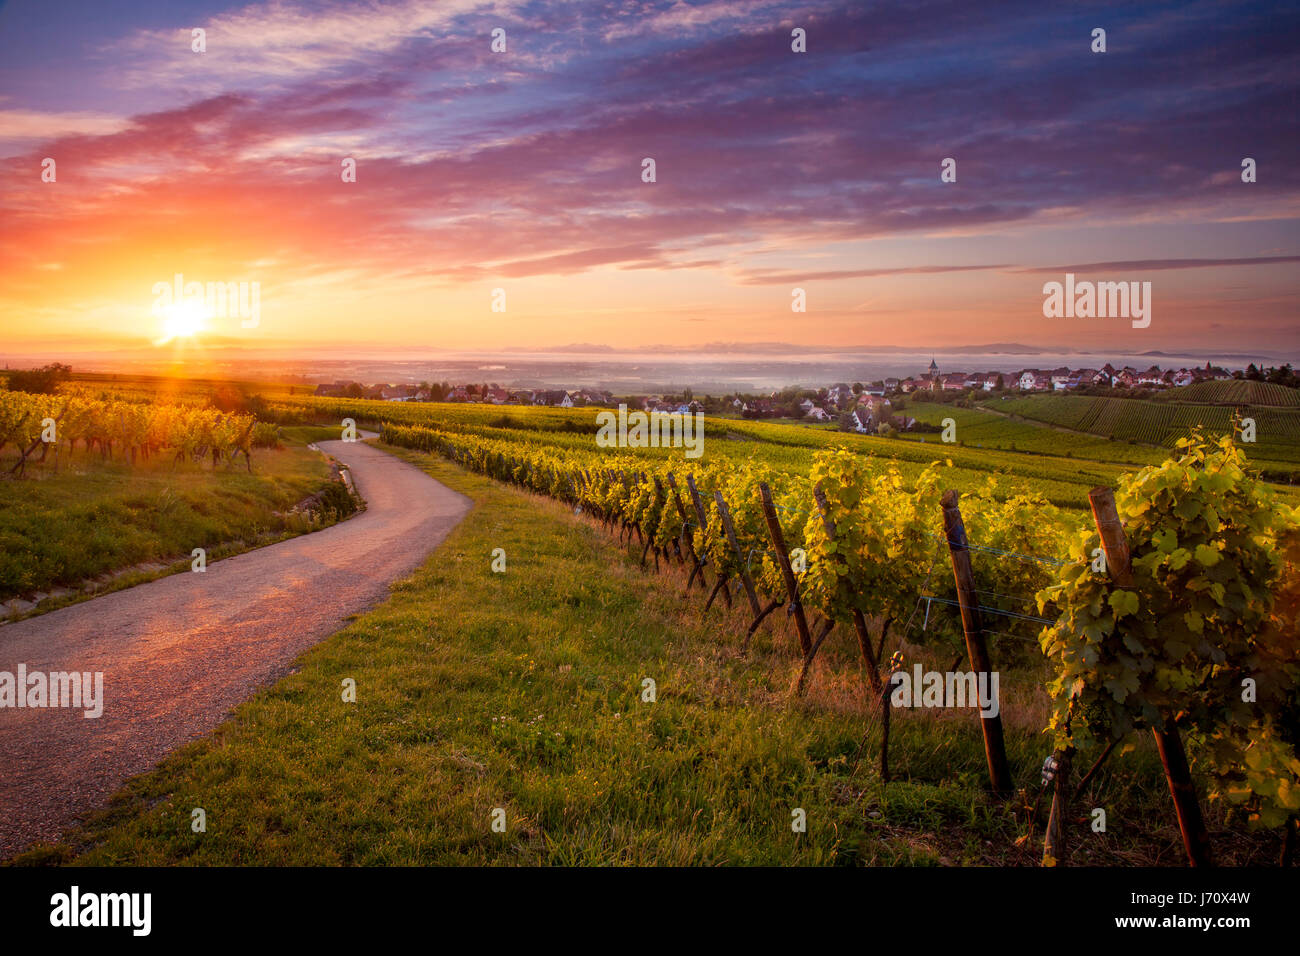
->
[1016,256,1300,273]
[738,264,1011,284]
[0,109,130,142]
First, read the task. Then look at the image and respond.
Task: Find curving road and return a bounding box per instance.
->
[0,438,472,859]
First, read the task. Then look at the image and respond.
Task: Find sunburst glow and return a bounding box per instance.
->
[158,300,208,342]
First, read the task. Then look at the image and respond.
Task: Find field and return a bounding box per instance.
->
[981,393,1300,473]
[900,401,1168,466]
[1157,379,1300,407]
[17,454,1281,866]
[6,379,1297,868]
[0,422,349,614]
[274,395,1166,511]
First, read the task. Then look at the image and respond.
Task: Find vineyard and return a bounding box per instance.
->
[902,402,1168,465]
[1157,380,1300,407]
[0,387,278,477]
[381,419,1300,865]
[988,394,1300,464]
[272,394,1183,511]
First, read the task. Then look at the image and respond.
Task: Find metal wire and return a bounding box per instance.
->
[915,530,1074,567]
[920,595,1054,625]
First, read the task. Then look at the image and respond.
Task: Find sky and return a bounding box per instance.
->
[0,0,1297,363]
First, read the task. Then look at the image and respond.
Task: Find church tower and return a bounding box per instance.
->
[929,357,939,390]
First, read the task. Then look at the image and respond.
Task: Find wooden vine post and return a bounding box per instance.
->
[940,490,1013,797]
[666,473,705,590]
[758,482,813,656]
[1043,744,1074,866]
[813,483,882,695]
[715,490,762,618]
[1088,486,1214,867]
[684,475,715,594]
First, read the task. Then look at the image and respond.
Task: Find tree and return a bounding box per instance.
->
[852,382,864,395]
[343,382,365,399]
[995,373,1005,390]
[4,363,71,394]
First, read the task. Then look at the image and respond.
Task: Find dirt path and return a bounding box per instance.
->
[0,439,471,859]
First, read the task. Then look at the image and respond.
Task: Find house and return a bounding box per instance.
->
[857,394,892,413]
[484,387,509,404]
[1093,364,1116,386]
[799,398,817,413]
[940,372,968,391]
[1113,367,1138,388]
[534,390,573,407]
[828,383,855,407]
[883,378,901,392]
[448,385,471,402]
[806,406,832,422]
[1137,366,1165,387]
[1171,369,1195,387]
[1017,370,1050,391]
[850,408,873,433]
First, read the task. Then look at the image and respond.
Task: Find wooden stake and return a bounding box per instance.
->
[1088,486,1213,867]
[1088,487,1134,587]
[715,490,761,617]
[1043,746,1073,866]
[881,671,901,783]
[940,489,1013,796]
[666,473,704,586]
[759,482,813,656]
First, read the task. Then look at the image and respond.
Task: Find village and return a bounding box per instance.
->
[312,358,1243,436]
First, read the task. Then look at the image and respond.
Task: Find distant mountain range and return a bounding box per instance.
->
[506,342,1287,361]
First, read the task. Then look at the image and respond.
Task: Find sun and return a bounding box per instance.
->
[159,300,208,342]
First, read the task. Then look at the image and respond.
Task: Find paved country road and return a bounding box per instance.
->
[0,438,472,859]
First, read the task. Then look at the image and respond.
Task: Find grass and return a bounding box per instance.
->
[0,425,344,607]
[981,393,1300,470]
[899,402,1167,465]
[14,445,1280,866]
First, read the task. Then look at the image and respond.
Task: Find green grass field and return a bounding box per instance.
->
[900,401,1167,466]
[14,447,1279,867]
[979,393,1300,471]
[285,394,1299,510]
[1157,380,1300,407]
[0,425,345,610]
